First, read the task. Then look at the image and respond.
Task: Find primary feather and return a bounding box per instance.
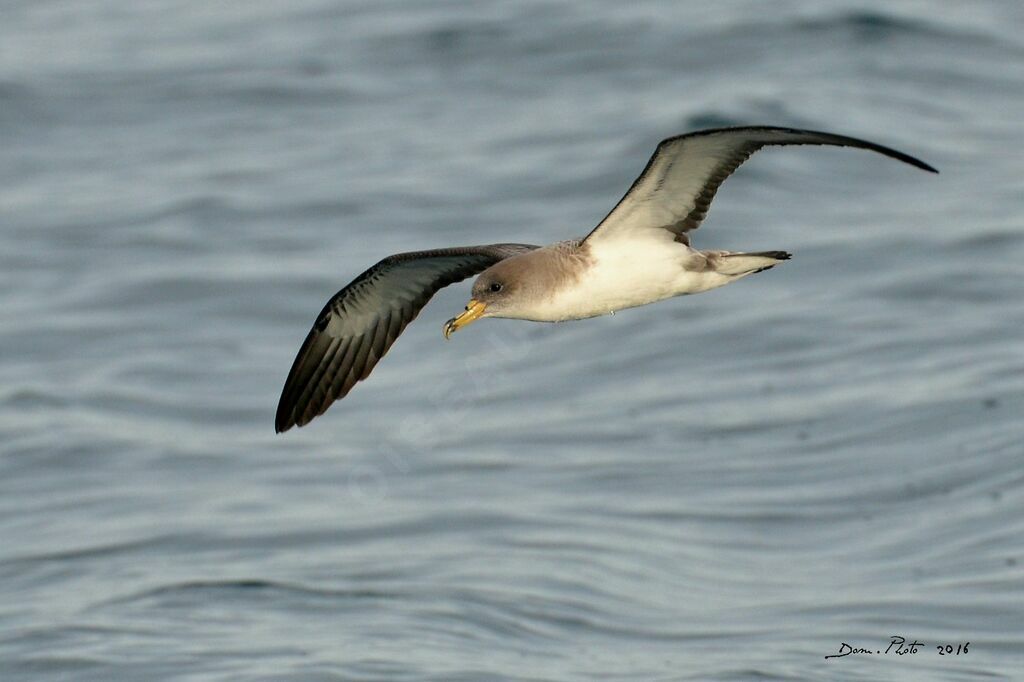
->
[584,126,936,245]
[275,244,537,432]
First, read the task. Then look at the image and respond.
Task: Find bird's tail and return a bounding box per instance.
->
[712,250,791,275]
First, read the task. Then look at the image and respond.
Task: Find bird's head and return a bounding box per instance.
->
[443,258,531,338]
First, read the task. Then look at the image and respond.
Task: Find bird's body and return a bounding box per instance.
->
[509,239,786,322]
[274,125,936,432]
[543,239,677,321]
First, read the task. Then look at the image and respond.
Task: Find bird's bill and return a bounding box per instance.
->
[443,299,486,339]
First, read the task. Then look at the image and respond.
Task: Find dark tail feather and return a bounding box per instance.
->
[746,250,791,261]
[714,250,792,275]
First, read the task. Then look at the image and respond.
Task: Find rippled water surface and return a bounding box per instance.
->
[2,1,1023,680]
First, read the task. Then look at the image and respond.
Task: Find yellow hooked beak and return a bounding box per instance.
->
[443,299,486,339]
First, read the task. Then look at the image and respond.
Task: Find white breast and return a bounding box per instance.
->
[526,238,699,321]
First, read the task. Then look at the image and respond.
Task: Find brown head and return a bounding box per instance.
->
[443,248,571,337]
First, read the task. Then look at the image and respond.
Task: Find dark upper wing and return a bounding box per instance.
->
[583,126,937,245]
[275,243,538,432]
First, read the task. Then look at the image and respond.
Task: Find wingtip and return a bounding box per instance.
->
[274,409,294,434]
[876,145,937,174]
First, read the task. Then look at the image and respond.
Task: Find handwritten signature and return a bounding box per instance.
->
[826,636,969,660]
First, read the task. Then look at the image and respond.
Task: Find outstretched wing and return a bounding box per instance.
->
[275,243,538,432]
[584,126,937,245]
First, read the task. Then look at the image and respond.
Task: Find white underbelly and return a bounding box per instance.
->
[526,239,722,321]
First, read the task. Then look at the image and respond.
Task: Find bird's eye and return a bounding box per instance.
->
[489,282,503,293]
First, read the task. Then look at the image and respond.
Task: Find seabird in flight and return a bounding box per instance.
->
[275,126,936,432]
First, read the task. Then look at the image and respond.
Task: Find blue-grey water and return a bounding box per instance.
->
[2,1,1022,680]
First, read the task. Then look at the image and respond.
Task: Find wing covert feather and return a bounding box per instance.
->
[276,243,537,431]
[584,126,936,244]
